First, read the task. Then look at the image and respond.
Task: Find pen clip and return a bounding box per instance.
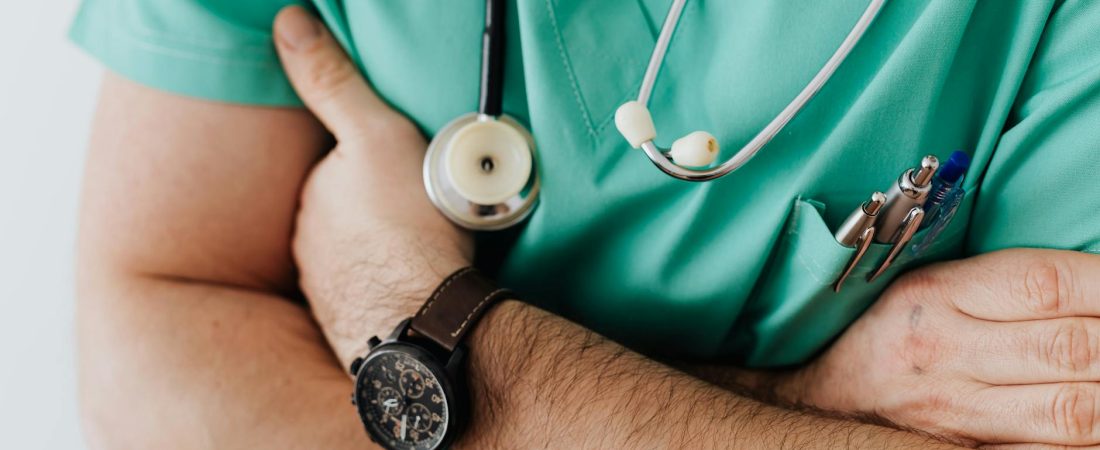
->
[834,225,875,293]
[868,207,925,282]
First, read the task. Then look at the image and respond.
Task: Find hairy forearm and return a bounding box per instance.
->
[301,229,471,370]
[77,271,374,449]
[312,261,953,448]
[462,301,955,449]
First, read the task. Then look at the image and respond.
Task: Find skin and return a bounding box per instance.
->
[76,75,945,450]
[800,250,1100,446]
[695,250,1100,449]
[75,5,1100,449]
[75,72,367,449]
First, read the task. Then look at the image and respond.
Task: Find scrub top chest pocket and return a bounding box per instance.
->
[728,189,975,368]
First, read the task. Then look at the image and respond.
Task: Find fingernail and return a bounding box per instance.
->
[277,7,320,50]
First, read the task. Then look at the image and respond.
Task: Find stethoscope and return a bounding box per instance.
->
[423,0,537,230]
[424,0,886,230]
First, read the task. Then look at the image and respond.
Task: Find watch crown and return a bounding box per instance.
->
[349,393,356,406]
[349,357,364,375]
[368,336,381,349]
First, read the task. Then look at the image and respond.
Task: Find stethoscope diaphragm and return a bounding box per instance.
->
[423,113,539,230]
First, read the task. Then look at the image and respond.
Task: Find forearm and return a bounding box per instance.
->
[462,301,955,449]
[77,271,373,449]
[75,74,371,447]
[301,229,470,370]
[313,262,951,448]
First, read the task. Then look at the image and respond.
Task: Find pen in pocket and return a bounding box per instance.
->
[874,155,938,243]
[833,191,886,292]
[866,155,938,281]
[832,152,970,290]
[910,150,971,256]
[920,150,970,229]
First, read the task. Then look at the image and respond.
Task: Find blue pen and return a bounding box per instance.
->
[920,150,970,228]
[910,150,970,255]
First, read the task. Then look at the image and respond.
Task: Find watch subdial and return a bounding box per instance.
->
[399,369,427,399]
[375,387,404,416]
[408,403,432,432]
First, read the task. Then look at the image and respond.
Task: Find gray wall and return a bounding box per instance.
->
[1,2,97,448]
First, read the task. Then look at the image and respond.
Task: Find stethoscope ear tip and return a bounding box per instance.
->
[615,101,656,149]
[615,99,719,169]
[670,131,719,167]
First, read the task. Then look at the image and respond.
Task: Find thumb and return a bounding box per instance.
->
[273,6,400,140]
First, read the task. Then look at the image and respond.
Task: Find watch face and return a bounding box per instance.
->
[356,346,450,450]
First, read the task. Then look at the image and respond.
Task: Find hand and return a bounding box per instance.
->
[273,6,472,366]
[780,248,1100,448]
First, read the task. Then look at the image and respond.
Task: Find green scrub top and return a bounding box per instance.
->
[71,0,1100,367]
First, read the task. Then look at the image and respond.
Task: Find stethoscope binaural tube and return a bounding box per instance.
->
[615,0,887,182]
[424,0,539,231]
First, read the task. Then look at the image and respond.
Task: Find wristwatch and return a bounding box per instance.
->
[349,267,513,450]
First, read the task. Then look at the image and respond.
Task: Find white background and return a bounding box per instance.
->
[0,1,96,448]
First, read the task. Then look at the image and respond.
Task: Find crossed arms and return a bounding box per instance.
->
[75,7,1100,449]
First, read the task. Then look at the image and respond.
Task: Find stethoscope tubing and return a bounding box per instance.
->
[479,0,506,117]
[636,0,887,182]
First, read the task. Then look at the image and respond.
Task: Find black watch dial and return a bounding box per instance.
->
[357,348,449,450]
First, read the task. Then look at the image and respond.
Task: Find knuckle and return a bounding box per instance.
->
[1049,384,1100,442]
[899,314,946,373]
[1020,259,1071,315]
[1039,320,1098,373]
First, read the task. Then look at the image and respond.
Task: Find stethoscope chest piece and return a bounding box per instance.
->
[424,113,539,230]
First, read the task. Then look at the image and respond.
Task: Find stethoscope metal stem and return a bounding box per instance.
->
[636,0,887,182]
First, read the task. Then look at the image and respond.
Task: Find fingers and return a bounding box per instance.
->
[927,249,1100,322]
[961,317,1100,385]
[273,6,402,141]
[964,383,1100,446]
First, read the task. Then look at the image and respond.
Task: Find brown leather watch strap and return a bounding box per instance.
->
[409,267,514,352]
